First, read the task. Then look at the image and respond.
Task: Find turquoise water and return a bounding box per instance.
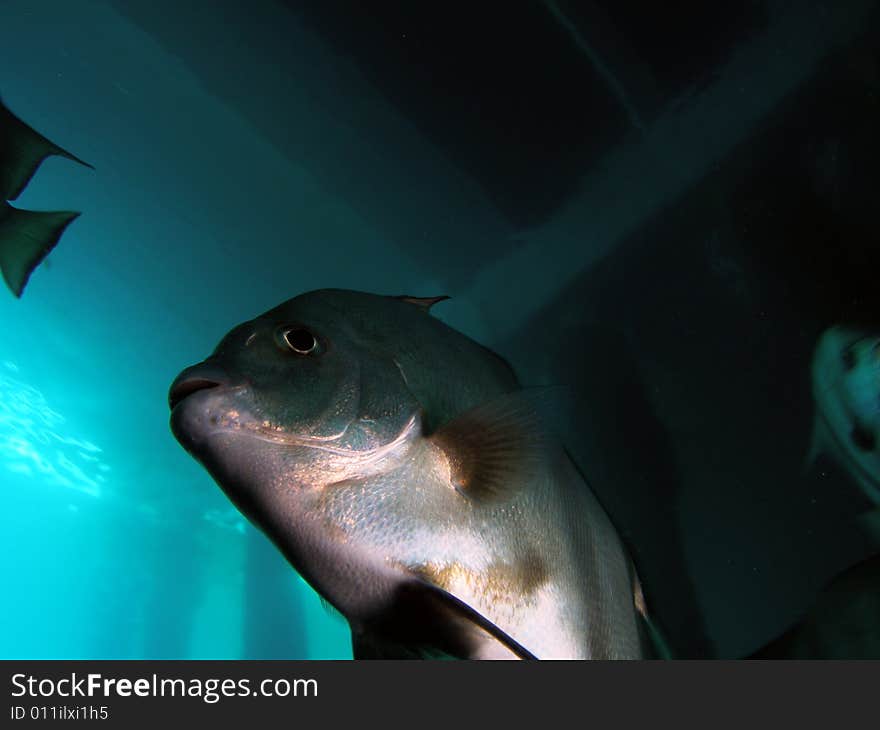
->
[0,0,406,659]
[0,0,499,661]
[2,1,878,660]
[0,227,352,658]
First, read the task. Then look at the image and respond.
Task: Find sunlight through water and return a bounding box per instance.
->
[0,360,109,497]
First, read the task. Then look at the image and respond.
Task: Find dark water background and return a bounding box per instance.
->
[0,0,878,658]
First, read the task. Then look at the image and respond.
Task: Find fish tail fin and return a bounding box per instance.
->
[0,96,93,202]
[0,203,80,297]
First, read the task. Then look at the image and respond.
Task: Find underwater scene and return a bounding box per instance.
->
[1,0,879,659]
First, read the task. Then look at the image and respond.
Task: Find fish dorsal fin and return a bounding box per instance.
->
[354,580,538,660]
[395,294,450,312]
[0,203,79,297]
[0,97,93,202]
[429,390,553,503]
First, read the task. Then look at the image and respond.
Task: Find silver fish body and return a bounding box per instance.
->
[169,289,646,659]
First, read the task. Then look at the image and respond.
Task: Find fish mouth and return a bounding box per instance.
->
[168,362,236,411]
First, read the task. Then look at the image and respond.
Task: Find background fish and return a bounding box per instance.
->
[750,551,880,659]
[0,96,91,297]
[809,326,880,507]
[168,289,650,659]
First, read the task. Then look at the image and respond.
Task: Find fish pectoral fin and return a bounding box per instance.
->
[350,632,458,660]
[0,97,93,202]
[356,580,538,660]
[429,390,557,503]
[0,203,79,297]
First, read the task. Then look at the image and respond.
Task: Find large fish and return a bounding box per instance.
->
[0,96,92,297]
[169,289,650,659]
[809,326,880,506]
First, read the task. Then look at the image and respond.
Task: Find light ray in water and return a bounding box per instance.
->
[0,361,109,497]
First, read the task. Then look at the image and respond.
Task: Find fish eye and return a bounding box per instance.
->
[280,327,318,355]
[841,348,857,371]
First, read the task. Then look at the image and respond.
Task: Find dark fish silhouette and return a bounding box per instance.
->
[0,97,91,297]
[750,553,880,659]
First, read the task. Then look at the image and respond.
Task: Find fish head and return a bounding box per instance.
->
[168,290,523,622]
[811,325,880,500]
[169,288,428,492]
[168,290,636,659]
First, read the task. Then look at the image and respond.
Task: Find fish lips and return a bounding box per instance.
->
[168,362,246,452]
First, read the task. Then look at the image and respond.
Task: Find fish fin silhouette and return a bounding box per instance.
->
[0,96,93,202]
[350,632,457,660]
[354,580,537,660]
[0,203,79,297]
[747,553,880,659]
